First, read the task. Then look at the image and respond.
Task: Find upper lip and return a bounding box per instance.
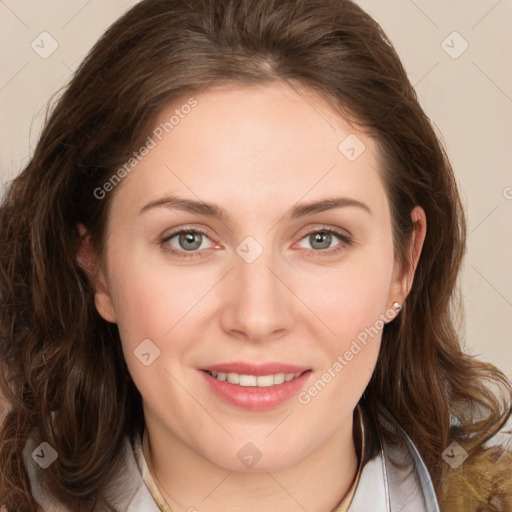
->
[201,362,311,376]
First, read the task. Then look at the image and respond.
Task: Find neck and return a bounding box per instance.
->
[142,410,360,512]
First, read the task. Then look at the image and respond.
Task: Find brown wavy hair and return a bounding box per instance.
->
[1,0,511,510]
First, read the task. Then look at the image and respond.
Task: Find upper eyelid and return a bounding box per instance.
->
[296,225,352,239]
[162,224,350,238]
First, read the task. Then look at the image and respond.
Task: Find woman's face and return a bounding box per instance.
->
[91,81,412,471]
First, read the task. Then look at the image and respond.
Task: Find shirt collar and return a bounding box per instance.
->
[348,403,440,512]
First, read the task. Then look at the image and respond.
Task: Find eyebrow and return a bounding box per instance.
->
[139,195,372,220]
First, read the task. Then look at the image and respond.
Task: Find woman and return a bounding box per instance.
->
[0,0,511,511]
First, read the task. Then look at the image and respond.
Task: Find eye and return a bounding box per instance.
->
[296,228,352,256]
[161,228,214,258]
[160,226,352,260]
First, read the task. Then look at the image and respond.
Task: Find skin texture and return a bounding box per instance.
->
[78,81,426,512]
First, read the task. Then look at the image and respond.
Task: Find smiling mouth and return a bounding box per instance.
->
[203,370,308,387]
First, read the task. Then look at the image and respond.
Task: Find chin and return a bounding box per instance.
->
[201,437,308,473]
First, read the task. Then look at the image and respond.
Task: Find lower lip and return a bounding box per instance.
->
[201,370,312,410]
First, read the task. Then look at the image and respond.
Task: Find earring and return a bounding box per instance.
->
[392,301,402,311]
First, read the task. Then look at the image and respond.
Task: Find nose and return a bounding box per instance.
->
[219,246,297,343]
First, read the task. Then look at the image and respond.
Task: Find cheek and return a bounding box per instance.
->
[305,251,394,339]
[107,250,207,342]
[106,257,195,403]
[297,246,394,405]
[296,262,390,420]
[104,249,217,388]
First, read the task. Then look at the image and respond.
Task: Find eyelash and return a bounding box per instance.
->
[160,226,352,260]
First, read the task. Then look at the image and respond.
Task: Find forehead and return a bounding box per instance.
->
[108,81,388,224]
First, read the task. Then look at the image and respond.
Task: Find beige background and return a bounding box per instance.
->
[1,1,511,378]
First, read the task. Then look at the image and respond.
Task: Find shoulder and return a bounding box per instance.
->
[22,435,158,511]
[441,416,512,512]
[482,417,512,452]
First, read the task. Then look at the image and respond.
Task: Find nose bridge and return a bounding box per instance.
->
[221,235,294,341]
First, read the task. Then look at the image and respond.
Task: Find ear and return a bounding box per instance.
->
[386,206,427,313]
[76,223,117,323]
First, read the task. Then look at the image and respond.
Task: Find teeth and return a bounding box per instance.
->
[208,371,302,387]
[227,373,239,384]
[240,374,257,386]
[273,373,285,385]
